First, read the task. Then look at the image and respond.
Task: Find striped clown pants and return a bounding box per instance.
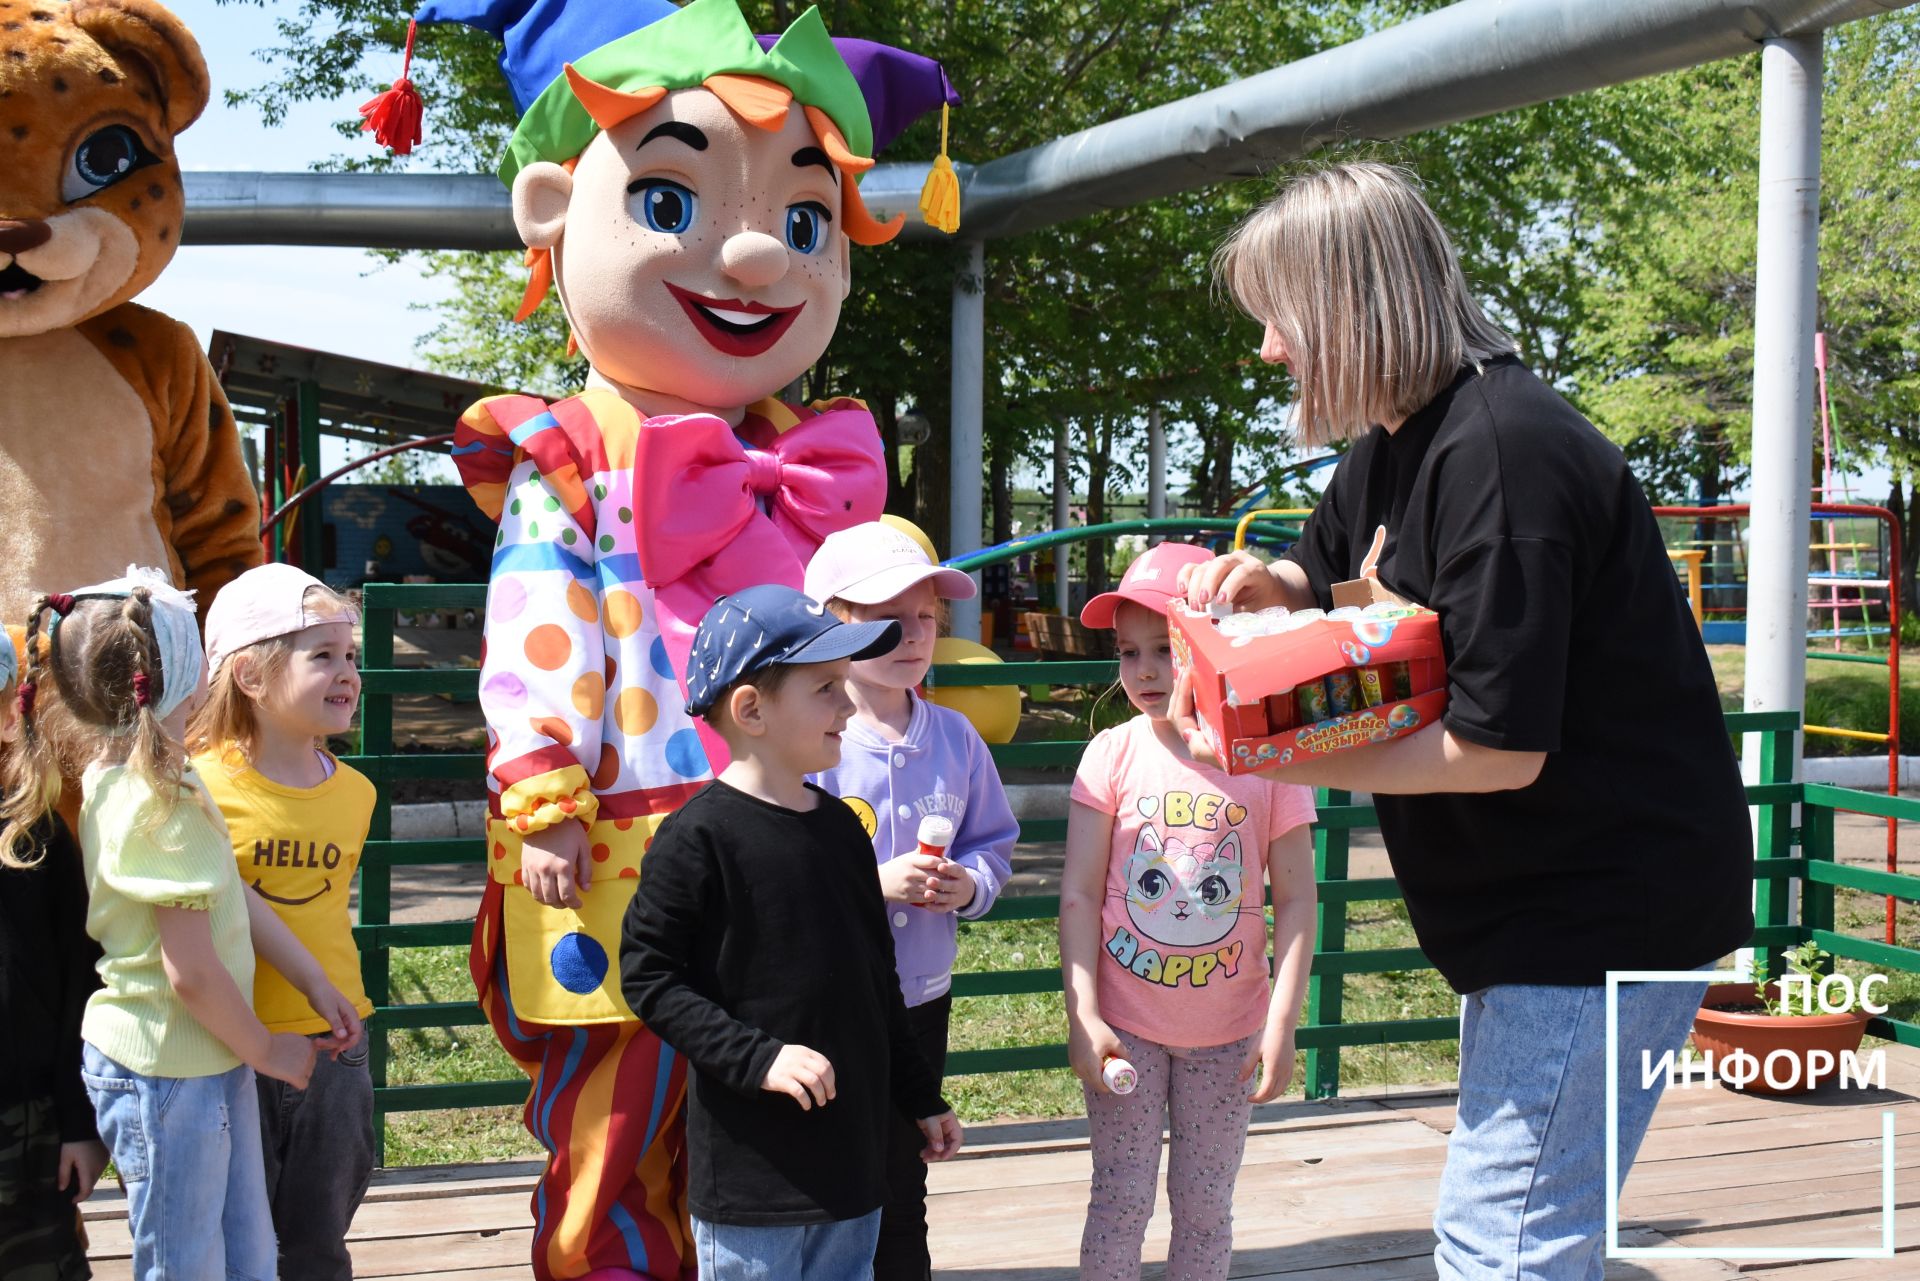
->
[474,885,691,1281]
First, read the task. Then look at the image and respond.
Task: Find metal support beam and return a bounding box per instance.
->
[948,240,986,642]
[1053,426,1072,617]
[1147,404,1167,541]
[1743,34,1823,837]
[295,379,326,573]
[181,1,1915,249]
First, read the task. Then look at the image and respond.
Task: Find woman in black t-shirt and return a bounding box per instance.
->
[1181,162,1753,1280]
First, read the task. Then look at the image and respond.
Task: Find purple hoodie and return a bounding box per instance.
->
[811,693,1017,1006]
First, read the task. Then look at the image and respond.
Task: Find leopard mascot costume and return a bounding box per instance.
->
[0,0,260,620]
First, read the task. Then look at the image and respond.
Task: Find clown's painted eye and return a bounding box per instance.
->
[785,202,831,254]
[636,181,697,234]
[1136,867,1168,900]
[62,125,157,202]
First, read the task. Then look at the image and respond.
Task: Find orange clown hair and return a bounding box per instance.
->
[516,71,903,322]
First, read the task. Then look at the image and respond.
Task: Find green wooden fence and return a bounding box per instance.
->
[343,582,1920,1160]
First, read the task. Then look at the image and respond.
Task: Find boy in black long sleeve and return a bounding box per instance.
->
[621,585,963,1280]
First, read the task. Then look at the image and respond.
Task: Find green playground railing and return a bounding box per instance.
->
[345,576,1920,1161]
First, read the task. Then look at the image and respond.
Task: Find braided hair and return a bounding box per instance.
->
[0,588,190,859]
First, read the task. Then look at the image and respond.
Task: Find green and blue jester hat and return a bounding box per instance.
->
[365,0,962,317]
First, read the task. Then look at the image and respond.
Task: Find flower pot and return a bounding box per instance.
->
[1691,982,1874,1095]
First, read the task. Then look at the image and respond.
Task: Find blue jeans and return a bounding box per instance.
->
[1433,975,1709,1281]
[81,1044,276,1281]
[692,1209,882,1281]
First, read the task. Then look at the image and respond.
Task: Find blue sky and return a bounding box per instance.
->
[143,0,452,370]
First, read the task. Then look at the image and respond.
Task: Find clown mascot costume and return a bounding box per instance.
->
[373,1,961,1276]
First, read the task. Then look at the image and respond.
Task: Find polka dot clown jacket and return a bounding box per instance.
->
[455,386,884,1024]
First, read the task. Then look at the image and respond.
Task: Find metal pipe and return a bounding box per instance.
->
[181,0,1916,248]
[1742,32,1824,937]
[1743,33,1823,776]
[948,240,986,643]
[1053,425,1071,617]
[1147,404,1166,540]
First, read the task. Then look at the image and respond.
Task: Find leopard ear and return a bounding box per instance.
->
[70,0,210,137]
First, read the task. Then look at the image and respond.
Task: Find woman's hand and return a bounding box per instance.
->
[1067,1011,1128,1095]
[1242,1022,1298,1103]
[1180,551,1289,612]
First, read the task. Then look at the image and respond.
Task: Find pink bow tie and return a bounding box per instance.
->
[633,408,886,593]
[633,405,885,772]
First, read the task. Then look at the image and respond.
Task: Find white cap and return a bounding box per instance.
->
[204,563,358,675]
[804,522,977,607]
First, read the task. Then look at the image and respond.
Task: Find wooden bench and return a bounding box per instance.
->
[1022,611,1114,661]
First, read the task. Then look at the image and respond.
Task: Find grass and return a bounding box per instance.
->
[372,894,1468,1165]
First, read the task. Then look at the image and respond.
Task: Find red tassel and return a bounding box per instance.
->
[359,19,424,155]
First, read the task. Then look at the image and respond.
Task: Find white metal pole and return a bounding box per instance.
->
[1743,32,1821,910]
[1054,424,1072,617]
[949,239,986,641]
[1148,404,1167,542]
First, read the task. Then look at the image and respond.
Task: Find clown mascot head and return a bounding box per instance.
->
[391,2,958,1276]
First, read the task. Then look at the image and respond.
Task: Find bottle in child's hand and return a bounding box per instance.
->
[915,816,955,908]
[1102,1055,1138,1095]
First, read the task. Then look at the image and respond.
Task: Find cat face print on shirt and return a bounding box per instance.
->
[1120,823,1246,949]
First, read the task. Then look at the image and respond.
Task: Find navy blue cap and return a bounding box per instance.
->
[685,584,900,716]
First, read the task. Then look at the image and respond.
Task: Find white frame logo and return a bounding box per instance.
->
[1604,969,1896,1261]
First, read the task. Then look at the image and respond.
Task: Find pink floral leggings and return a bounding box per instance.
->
[1080,1027,1259,1281]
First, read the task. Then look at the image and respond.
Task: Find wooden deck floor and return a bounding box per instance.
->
[80,1045,1919,1279]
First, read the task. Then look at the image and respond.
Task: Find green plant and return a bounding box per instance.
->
[1748,941,1844,1017]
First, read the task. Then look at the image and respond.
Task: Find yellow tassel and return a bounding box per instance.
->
[917,103,961,234]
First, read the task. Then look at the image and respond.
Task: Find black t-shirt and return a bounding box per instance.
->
[0,817,100,1140]
[619,780,947,1226]
[1284,355,1754,992]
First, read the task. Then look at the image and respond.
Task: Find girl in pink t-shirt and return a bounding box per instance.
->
[1059,542,1317,1281]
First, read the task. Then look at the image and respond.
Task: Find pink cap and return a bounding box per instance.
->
[204,563,359,675]
[1079,542,1217,629]
[805,522,977,606]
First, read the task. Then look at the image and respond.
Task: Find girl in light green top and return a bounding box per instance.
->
[0,570,363,1281]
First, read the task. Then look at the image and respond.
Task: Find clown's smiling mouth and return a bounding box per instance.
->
[0,263,43,301]
[667,283,802,358]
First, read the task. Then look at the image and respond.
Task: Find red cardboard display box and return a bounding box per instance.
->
[1169,597,1449,775]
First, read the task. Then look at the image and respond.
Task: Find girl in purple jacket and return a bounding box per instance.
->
[805,521,1018,1281]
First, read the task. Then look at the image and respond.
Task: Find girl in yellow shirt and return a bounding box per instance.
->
[0,569,360,1281]
[189,563,377,1281]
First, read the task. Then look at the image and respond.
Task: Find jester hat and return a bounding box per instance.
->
[380,0,961,240]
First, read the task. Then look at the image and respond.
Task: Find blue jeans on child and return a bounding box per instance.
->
[1433,973,1711,1281]
[692,1209,882,1280]
[81,1044,276,1281]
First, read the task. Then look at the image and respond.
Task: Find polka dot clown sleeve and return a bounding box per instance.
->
[480,453,606,839]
